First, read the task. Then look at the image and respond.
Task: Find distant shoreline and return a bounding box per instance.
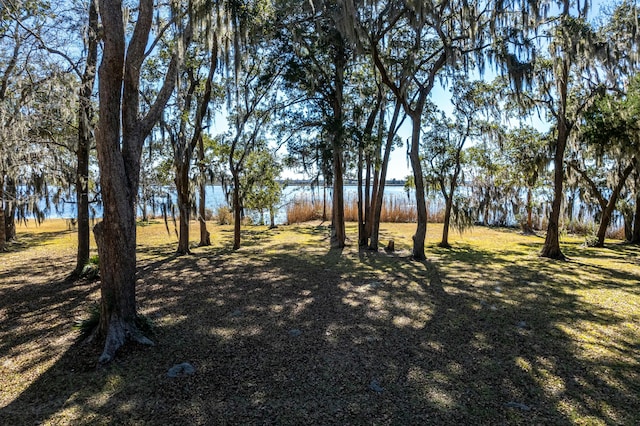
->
[277,179,407,187]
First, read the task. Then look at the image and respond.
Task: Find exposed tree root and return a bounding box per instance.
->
[540,249,566,261]
[98,316,154,365]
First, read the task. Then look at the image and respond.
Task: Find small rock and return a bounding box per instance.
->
[289,329,302,337]
[167,362,195,378]
[369,379,384,393]
[505,401,531,411]
[494,286,502,293]
[369,281,382,289]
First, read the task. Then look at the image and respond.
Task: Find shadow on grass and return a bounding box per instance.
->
[2,229,75,254]
[1,226,639,424]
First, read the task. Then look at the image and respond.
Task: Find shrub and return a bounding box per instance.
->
[216,206,233,225]
[606,226,625,240]
[81,255,100,279]
[564,219,595,236]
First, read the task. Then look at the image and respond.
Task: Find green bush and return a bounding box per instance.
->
[81,255,100,279]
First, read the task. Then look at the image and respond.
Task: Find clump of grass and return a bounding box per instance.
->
[135,313,155,336]
[216,206,233,225]
[81,255,100,279]
[73,302,101,339]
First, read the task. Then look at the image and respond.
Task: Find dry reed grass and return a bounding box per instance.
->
[287,195,442,223]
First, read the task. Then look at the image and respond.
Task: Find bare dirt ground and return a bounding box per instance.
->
[1,220,639,425]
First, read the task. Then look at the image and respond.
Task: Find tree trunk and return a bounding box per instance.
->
[633,188,640,244]
[567,189,575,223]
[358,89,383,247]
[197,136,210,246]
[357,143,366,247]
[524,187,534,234]
[4,178,16,241]
[540,133,566,259]
[439,177,453,248]
[175,166,191,254]
[541,56,570,260]
[441,194,453,248]
[367,99,386,240]
[594,159,635,247]
[364,154,372,241]
[322,184,327,222]
[330,37,346,249]
[623,210,633,242]
[409,103,428,260]
[369,100,402,251]
[0,177,5,251]
[73,0,99,276]
[141,197,148,222]
[94,0,180,364]
[232,171,241,250]
[269,207,276,228]
[331,144,346,248]
[595,200,617,247]
[75,120,91,272]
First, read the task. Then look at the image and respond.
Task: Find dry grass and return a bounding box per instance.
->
[287,195,438,224]
[286,196,326,223]
[1,220,639,425]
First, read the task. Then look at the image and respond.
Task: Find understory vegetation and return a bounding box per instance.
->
[1,219,638,425]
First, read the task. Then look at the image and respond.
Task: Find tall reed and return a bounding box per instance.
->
[286,194,445,223]
[286,197,326,223]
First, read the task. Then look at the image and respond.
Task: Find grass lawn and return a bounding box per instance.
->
[0,219,638,425]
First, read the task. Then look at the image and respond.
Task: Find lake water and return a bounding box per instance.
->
[39,184,421,225]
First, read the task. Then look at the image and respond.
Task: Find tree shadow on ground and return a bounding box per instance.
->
[1,227,639,424]
[2,229,76,254]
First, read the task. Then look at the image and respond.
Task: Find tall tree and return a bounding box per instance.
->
[75,0,99,274]
[501,0,613,259]
[349,0,497,260]
[240,148,283,227]
[571,83,640,247]
[0,2,57,247]
[2,0,100,272]
[222,32,283,250]
[426,80,498,247]
[93,0,184,363]
[367,97,405,251]
[279,0,353,248]
[166,36,218,254]
[502,126,549,234]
